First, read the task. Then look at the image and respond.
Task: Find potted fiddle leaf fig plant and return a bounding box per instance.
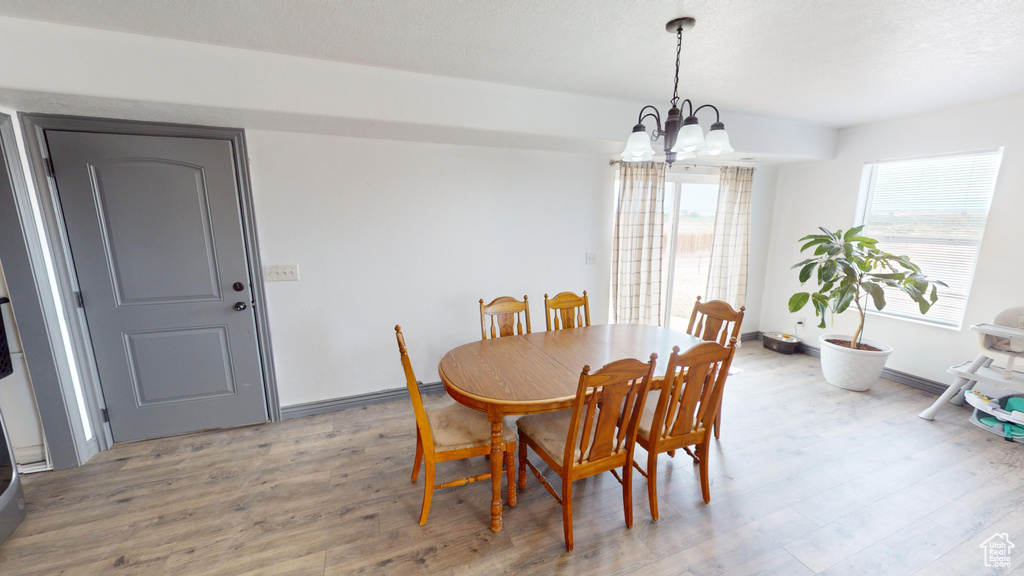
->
[788,226,945,391]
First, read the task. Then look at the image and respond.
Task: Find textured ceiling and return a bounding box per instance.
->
[0,0,1021,128]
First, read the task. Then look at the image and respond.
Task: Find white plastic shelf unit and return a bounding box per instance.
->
[919,320,1024,421]
[948,362,1024,393]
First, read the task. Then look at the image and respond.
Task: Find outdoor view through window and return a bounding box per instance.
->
[663,180,719,330]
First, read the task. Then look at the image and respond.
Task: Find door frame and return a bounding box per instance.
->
[18,114,281,454]
[0,113,83,470]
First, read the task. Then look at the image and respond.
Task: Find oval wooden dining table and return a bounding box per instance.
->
[438,323,703,532]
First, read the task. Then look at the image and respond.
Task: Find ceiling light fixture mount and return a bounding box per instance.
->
[620,17,733,166]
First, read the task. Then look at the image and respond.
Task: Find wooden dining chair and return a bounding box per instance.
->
[480,295,531,340]
[633,340,735,520]
[394,325,518,525]
[517,353,656,551]
[544,290,590,331]
[686,296,745,346]
[685,296,744,438]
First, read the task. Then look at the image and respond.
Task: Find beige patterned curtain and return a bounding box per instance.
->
[612,161,666,325]
[705,166,755,307]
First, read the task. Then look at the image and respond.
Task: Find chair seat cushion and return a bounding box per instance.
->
[637,390,661,441]
[427,403,517,452]
[637,390,703,443]
[517,409,578,467]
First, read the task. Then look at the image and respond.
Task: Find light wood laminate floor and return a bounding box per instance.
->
[3,346,1024,575]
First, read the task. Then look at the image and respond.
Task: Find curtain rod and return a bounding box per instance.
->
[608,159,702,169]
[608,160,760,170]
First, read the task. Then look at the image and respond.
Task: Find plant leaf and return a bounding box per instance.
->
[837,259,858,277]
[897,259,921,272]
[862,281,886,310]
[800,238,828,252]
[843,225,865,240]
[812,296,828,327]
[904,284,924,301]
[819,261,837,283]
[798,233,828,242]
[834,284,856,313]
[799,262,817,283]
[788,292,810,312]
[818,227,839,240]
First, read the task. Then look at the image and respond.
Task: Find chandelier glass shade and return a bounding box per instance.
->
[620,17,733,166]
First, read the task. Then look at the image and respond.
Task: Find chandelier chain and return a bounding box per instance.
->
[671,27,682,107]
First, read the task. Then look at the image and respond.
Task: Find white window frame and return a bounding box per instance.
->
[854,147,1004,330]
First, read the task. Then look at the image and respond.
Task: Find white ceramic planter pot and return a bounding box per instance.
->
[819,334,893,391]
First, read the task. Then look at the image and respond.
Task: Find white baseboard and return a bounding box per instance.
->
[14,444,47,467]
[796,339,946,395]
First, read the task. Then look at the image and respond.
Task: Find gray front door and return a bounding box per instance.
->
[45,131,267,442]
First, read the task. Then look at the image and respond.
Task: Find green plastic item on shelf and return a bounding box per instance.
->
[1005,397,1024,413]
[978,395,1024,441]
[979,416,1024,441]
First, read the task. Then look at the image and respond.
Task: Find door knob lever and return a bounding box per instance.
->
[234,302,248,311]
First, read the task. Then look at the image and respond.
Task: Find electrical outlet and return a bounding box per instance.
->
[264,264,299,282]
[585,252,597,265]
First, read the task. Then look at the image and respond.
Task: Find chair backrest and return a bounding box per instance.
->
[686,297,745,345]
[394,325,434,454]
[563,354,656,469]
[479,296,531,340]
[544,291,591,331]
[649,341,736,447]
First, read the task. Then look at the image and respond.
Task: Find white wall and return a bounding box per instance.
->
[760,93,1024,384]
[742,165,779,335]
[246,130,614,406]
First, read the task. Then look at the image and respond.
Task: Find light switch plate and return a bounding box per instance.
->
[585,252,597,265]
[264,264,299,281]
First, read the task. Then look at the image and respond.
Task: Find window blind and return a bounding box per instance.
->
[855,148,1003,328]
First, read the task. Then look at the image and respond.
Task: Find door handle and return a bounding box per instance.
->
[234,302,248,311]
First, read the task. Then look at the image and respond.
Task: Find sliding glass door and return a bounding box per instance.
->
[661,176,720,330]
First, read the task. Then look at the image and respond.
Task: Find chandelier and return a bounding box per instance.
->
[620,17,733,166]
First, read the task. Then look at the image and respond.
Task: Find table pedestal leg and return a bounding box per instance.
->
[489,414,503,532]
